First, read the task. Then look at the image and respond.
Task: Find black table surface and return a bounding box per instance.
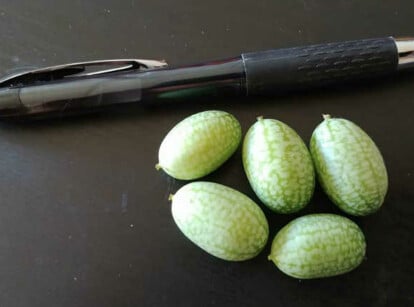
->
[0,1,413,306]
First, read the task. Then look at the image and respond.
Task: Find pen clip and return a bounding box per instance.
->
[0,58,168,88]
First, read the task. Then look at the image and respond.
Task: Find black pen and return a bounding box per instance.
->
[0,36,413,118]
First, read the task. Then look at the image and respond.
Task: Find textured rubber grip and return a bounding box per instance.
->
[242,37,398,95]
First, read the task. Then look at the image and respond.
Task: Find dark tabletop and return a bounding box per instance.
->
[0,1,413,306]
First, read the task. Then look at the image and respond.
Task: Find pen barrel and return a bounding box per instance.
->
[242,37,399,95]
[0,58,245,118]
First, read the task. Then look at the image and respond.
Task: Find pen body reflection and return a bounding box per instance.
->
[0,57,245,118]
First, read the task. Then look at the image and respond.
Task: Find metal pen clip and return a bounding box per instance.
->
[0,58,168,88]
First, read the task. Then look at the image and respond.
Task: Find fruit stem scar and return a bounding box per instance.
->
[155,163,162,171]
[168,194,174,201]
[322,114,332,120]
[257,116,264,121]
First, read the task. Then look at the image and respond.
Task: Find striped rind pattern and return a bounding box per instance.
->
[310,117,388,216]
[158,110,242,180]
[172,182,269,261]
[269,214,366,279]
[242,118,315,213]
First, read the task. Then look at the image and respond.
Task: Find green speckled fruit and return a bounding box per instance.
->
[157,110,241,180]
[268,214,366,279]
[310,115,388,216]
[171,181,269,261]
[242,117,315,213]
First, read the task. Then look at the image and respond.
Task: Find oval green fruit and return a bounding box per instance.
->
[157,110,242,180]
[171,181,269,261]
[310,115,388,216]
[242,117,315,213]
[268,214,366,279]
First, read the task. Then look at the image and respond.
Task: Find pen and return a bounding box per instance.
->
[0,36,413,118]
